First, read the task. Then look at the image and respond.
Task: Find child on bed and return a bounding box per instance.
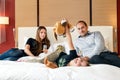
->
[44,20,89,68]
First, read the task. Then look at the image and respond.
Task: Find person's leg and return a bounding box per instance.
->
[10,49,26,57]
[44,57,58,68]
[0,48,16,60]
[100,51,120,67]
[89,55,110,64]
[3,57,20,61]
[0,48,26,60]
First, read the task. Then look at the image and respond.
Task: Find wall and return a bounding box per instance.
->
[0,0,15,53]
[92,0,117,27]
[15,0,117,28]
[39,0,89,26]
[15,0,89,27]
[15,0,37,27]
[15,0,37,47]
[92,0,117,52]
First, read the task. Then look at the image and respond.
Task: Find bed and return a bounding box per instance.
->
[0,61,120,80]
[0,26,120,80]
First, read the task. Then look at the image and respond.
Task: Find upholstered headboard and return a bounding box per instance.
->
[18,26,113,51]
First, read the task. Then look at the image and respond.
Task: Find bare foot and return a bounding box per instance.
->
[44,57,58,69]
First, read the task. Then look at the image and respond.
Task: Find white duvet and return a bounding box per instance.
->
[0,61,120,80]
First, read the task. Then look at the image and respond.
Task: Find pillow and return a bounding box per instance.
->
[17,56,42,63]
[49,41,70,54]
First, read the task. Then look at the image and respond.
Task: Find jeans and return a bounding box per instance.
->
[0,48,27,61]
[89,51,120,68]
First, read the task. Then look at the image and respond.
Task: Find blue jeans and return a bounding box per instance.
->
[0,48,27,61]
[89,51,120,68]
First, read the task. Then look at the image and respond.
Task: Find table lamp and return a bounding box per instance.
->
[0,16,9,44]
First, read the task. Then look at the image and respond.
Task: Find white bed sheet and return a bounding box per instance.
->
[0,61,120,80]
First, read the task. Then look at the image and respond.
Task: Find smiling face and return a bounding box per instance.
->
[76,21,88,37]
[69,57,89,66]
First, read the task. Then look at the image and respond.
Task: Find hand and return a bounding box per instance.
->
[65,23,70,34]
[77,53,82,57]
[43,45,48,53]
[81,57,89,61]
[43,49,48,54]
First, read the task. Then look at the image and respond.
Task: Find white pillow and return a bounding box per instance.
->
[17,56,43,63]
[48,41,70,54]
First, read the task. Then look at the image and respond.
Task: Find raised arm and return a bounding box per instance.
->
[65,24,75,50]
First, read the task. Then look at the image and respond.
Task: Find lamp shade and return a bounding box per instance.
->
[0,17,9,24]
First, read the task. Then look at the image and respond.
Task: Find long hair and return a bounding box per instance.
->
[35,26,50,53]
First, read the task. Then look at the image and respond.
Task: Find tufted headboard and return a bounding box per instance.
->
[18,26,113,51]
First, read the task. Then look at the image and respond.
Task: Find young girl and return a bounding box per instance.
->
[44,21,89,68]
[0,26,50,61]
